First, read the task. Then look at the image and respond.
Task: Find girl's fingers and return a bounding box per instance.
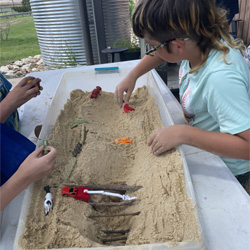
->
[22,77,42,89]
[33,146,45,157]
[25,87,40,99]
[153,143,163,155]
[148,132,156,146]
[44,146,58,159]
[19,76,35,87]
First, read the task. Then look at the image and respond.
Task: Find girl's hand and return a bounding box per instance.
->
[0,146,57,210]
[148,125,185,155]
[17,145,57,184]
[115,74,136,108]
[7,76,43,110]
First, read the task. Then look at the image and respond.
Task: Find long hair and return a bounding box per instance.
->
[132,0,246,73]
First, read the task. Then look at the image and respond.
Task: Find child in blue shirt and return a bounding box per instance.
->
[0,74,57,210]
[0,73,19,130]
[114,0,250,189]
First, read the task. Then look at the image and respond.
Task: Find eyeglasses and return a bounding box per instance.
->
[145,38,189,56]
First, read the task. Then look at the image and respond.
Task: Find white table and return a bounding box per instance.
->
[1,61,250,250]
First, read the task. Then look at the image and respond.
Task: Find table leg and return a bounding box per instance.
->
[111,53,115,63]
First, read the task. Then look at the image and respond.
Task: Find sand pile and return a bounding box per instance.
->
[19,86,200,249]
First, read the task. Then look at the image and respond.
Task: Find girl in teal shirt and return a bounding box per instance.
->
[114,0,250,189]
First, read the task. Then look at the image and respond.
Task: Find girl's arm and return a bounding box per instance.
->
[0,146,57,210]
[0,77,42,124]
[115,54,165,107]
[148,125,250,160]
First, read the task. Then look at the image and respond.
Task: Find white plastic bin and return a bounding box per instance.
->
[14,63,206,250]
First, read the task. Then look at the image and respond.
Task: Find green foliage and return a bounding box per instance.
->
[0,20,11,41]
[0,16,40,66]
[49,42,78,69]
[113,39,131,48]
[12,0,31,12]
[12,6,28,12]
[64,42,77,67]
[129,0,135,18]
[113,35,140,52]
[22,0,31,11]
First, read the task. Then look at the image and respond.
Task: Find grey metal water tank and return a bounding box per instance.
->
[31,0,131,67]
[30,0,86,67]
[86,0,131,64]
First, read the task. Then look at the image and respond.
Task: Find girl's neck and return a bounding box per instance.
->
[186,42,211,69]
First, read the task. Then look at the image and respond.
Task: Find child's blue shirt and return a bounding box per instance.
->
[179,41,250,176]
[0,73,19,131]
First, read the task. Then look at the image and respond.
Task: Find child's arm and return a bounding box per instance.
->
[115,54,165,107]
[148,125,250,160]
[0,77,42,123]
[0,146,57,211]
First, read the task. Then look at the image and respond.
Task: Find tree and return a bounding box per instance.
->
[12,0,31,12]
[22,0,31,12]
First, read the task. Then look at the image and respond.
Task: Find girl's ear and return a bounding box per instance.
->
[172,40,186,54]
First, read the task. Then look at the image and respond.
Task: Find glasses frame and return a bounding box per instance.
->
[145,38,189,56]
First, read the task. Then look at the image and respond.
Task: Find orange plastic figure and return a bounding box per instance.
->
[115,138,132,144]
[115,139,121,144]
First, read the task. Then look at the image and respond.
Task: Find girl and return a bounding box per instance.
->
[115,0,250,188]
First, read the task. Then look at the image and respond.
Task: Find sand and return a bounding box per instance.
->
[19,86,200,249]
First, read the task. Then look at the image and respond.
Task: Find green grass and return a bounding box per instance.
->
[0,15,40,66]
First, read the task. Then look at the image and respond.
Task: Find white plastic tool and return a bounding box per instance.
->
[83,189,136,201]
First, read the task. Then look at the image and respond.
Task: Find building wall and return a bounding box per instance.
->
[0,1,22,7]
[235,0,250,46]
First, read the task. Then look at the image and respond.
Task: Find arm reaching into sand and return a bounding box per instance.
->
[115,54,165,108]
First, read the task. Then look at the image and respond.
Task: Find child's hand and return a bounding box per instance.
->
[17,145,57,184]
[115,74,136,108]
[148,125,185,155]
[0,146,57,210]
[7,76,43,109]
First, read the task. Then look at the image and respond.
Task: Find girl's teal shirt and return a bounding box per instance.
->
[179,41,250,175]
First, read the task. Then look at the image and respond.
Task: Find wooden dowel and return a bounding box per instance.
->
[89,200,137,207]
[106,243,126,246]
[62,184,142,192]
[101,236,127,243]
[102,230,130,234]
[89,211,140,218]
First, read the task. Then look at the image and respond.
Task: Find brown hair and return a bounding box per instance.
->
[132,0,246,73]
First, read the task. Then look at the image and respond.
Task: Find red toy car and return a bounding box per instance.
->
[62,186,90,202]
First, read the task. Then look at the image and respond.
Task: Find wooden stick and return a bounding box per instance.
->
[63,184,142,192]
[106,243,126,246]
[101,236,127,243]
[89,200,137,207]
[89,211,140,218]
[80,124,88,144]
[102,230,130,234]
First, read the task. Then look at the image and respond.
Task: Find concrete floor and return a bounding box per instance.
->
[8,77,22,88]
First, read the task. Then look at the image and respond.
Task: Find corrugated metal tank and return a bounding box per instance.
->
[31,0,131,67]
[102,0,131,48]
[86,0,131,64]
[30,0,86,67]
